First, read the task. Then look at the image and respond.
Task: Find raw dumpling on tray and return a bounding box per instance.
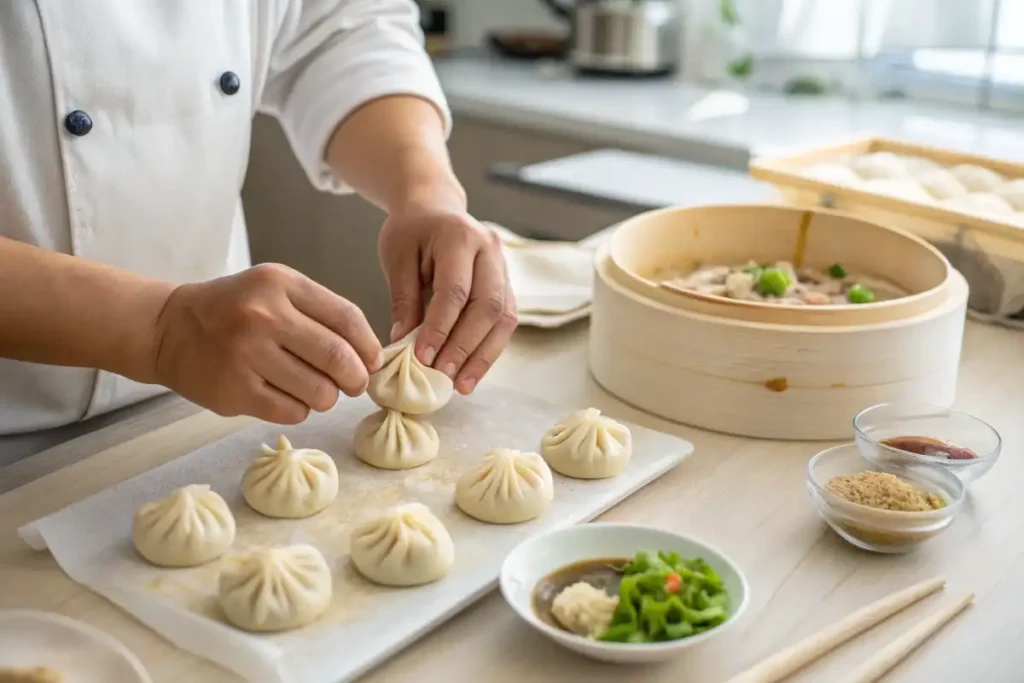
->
[349,503,454,587]
[455,448,554,524]
[218,544,333,632]
[241,435,339,519]
[353,409,440,470]
[541,408,632,479]
[131,484,236,567]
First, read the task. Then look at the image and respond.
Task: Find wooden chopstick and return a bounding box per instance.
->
[723,577,946,683]
[841,591,974,683]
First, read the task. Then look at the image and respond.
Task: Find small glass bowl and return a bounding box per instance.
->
[806,443,965,554]
[854,402,1002,485]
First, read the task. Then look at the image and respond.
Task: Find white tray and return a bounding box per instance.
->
[19,384,691,683]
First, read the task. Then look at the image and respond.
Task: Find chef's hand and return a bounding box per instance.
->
[379,206,517,395]
[153,264,382,424]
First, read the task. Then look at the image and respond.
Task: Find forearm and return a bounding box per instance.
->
[0,237,172,382]
[325,95,465,214]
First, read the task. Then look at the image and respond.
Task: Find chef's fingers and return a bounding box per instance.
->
[255,343,341,412]
[453,282,518,394]
[286,275,382,372]
[432,245,509,381]
[382,249,425,343]
[278,314,369,398]
[417,236,476,368]
[245,372,312,425]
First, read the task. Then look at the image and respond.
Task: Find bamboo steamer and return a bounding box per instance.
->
[607,204,952,327]
[589,205,969,441]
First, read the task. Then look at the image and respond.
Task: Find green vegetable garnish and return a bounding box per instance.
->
[756,268,793,297]
[595,550,730,644]
[828,263,847,279]
[846,284,876,304]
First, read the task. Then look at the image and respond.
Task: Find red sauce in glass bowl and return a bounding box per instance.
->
[880,435,978,460]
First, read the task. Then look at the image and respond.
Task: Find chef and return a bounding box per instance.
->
[0,2,516,462]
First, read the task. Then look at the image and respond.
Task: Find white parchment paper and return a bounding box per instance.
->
[19,384,691,683]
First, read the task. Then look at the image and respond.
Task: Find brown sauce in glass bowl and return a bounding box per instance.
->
[881,435,978,460]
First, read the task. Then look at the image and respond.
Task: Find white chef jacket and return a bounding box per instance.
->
[0,1,451,435]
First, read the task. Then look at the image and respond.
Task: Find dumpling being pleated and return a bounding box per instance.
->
[218,544,332,632]
[349,502,454,586]
[541,408,632,479]
[366,327,454,415]
[455,448,554,524]
[949,164,1004,193]
[353,409,439,470]
[242,435,339,519]
[131,484,236,567]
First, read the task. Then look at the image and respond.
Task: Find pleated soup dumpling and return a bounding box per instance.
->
[949,163,1004,193]
[242,435,339,519]
[915,168,967,200]
[541,408,632,480]
[353,409,440,470]
[455,448,554,524]
[366,327,454,415]
[131,484,236,567]
[218,544,333,632]
[349,502,454,587]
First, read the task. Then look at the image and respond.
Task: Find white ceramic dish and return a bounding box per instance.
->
[0,609,151,683]
[499,523,749,664]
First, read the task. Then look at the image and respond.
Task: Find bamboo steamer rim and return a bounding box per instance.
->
[607,203,952,327]
[595,243,967,336]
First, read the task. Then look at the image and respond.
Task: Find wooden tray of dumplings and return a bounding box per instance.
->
[750,136,1024,319]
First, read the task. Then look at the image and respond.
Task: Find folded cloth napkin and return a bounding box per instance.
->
[486,222,611,328]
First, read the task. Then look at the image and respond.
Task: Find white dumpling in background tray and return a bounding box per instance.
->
[349,502,454,586]
[131,484,236,567]
[993,178,1024,211]
[218,544,332,632]
[366,327,454,415]
[901,155,941,175]
[541,408,632,479]
[943,192,1015,216]
[849,151,909,180]
[455,448,554,524]
[242,435,339,519]
[353,409,439,470]
[862,178,933,203]
[915,168,968,200]
[949,163,1004,192]
[801,163,862,186]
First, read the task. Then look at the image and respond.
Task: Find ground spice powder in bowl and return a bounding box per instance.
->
[806,444,964,554]
[825,471,946,512]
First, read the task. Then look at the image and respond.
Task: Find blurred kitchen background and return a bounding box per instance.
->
[241,0,1024,339]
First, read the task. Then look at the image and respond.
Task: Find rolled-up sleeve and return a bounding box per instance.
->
[259,0,451,193]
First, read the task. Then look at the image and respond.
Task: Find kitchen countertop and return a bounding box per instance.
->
[1,320,1022,682]
[435,53,1024,169]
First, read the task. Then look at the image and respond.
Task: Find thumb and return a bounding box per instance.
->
[385,256,424,343]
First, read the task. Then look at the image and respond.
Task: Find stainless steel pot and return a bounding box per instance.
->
[541,0,680,76]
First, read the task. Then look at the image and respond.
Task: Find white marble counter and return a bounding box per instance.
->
[435,54,1024,168]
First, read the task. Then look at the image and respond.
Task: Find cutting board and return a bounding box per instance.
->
[19,384,692,683]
